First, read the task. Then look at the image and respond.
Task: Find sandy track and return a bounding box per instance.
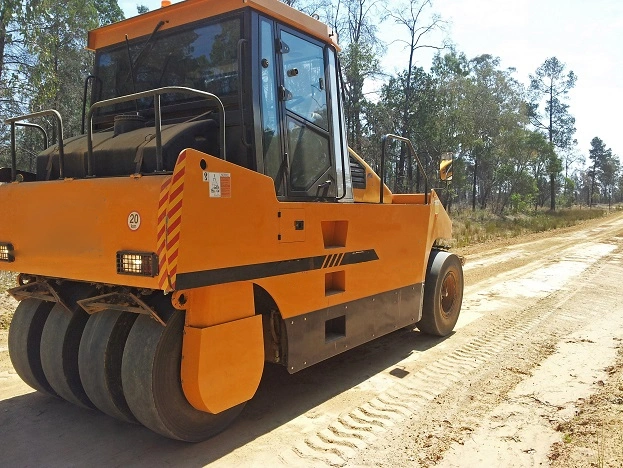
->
[1,213,623,467]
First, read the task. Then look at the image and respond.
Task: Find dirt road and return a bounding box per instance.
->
[1,213,623,467]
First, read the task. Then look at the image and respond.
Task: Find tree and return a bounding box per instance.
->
[23,1,123,138]
[1,0,123,168]
[529,56,577,210]
[385,0,446,193]
[602,154,620,209]
[339,0,382,154]
[456,54,527,211]
[380,66,438,192]
[587,137,615,207]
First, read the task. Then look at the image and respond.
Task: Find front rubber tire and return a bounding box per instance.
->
[40,303,94,409]
[8,298,56,396]
[79,310,138,423]
[121,311,245,442]
[417,250,464,337]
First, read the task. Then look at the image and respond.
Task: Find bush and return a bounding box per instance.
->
[451,208,607,247]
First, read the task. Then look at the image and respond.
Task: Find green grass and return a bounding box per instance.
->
[451,207,610,248]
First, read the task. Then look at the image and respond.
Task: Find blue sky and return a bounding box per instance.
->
[119,0,622,162]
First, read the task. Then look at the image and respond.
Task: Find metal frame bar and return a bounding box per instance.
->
[8,280,71,312]
[77,292,165,326]
[81,74,102,135]
[5,110,64,181]
[380,133,429,204]
[86,86,226,176]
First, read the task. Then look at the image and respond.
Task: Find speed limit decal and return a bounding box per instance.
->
[128,211,141,231]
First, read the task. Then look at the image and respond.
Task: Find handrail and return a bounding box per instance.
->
[5,110,65,181]
[380,133,429,204]
[86,86,226,176]
[15,122,49,149]
[81,75,101,134]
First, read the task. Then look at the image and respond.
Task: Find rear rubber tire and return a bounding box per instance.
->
[8,298,57,396]
[79,310,138,423]
[40,303,94,409]
[417,250,464,337]
[122,311,245,442]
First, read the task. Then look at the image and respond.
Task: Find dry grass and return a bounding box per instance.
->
[451,208,611,248]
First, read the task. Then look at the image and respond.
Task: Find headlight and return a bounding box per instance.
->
[0,242,14,262]
[116,251,159,277]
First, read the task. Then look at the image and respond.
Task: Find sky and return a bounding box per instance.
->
[118,0,623,162]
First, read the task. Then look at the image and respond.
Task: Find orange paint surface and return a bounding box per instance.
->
[181,315,264,413]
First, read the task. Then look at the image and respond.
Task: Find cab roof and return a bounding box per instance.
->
[87,0,339,51]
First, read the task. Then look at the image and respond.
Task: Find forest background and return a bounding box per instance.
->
[1,0,621,221]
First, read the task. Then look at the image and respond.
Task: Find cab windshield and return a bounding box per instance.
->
[94,16,241,116]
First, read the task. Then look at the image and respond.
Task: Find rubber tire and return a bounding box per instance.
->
[79,310,138,423]
[40,303,94,409]
[417,250,464,337]
[8,298,57,396]
[122,311,245,442]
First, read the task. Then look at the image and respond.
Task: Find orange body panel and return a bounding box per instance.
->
[181,314,264,413]
[0,175,165,288]
[184,282,255,328]
[164,149,452,321]
[87,0,338,51]
[350,149,393,204]
[0,148,451,322]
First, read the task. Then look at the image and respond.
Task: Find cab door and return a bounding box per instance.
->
[277,28,336,198]
[257,18,338,199]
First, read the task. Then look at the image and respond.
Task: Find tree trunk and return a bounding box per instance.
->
[472,159,477,211]
[0,13,7,82]
[549,80,556,211]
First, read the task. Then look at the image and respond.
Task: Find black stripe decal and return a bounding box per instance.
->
[176,249,379,289]
[340,249,379,266]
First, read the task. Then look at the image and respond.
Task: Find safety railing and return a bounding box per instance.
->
[380,134,429,204]
[5,110,63,181]
[86,86,226,176]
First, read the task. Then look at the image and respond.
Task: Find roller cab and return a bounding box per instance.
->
[2,0,462,442]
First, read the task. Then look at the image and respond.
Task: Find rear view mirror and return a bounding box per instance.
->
[440,153,453,181]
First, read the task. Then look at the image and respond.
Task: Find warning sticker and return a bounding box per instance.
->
[208,172,231,198]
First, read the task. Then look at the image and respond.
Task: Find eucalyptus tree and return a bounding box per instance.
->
[459,55,527,210]
[1,1,40,166]
[529,56,577,210]
[22,0,123,138]
[380,66,438,192]
[0,0,19,82]
[339,0,383,154]
[587,136,615,207]
[1,0,123,169]
[601,154,620,209]
[429,49,469,207]
[384,0,446,190]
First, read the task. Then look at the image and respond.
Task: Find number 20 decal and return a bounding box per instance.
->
[128,211,141,231]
